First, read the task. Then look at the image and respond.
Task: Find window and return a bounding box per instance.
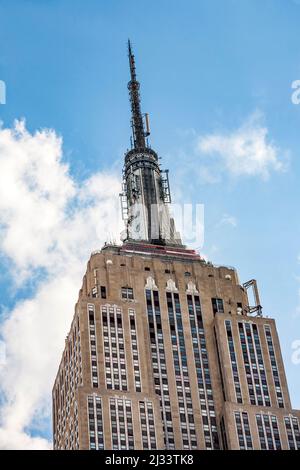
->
[234,411,253,450]
[284,416,300,450]
[100,286,106,299]
[139,400,157,449]
[264,325,284,408]
[121,287,134,300]
[87,395,104,449]
[187,294,219,449]
[92,287,97,298]
[88,305,98,387]
[167,291,199,450]
[145,288,175,450]
[110,397,134,449]
[239,322,270,407]
[256,413,281,450]
[225,320,243,404]
[102,305,127,391]
[212,298,224,314]
[145,267,150,271]
[129,309,142,392]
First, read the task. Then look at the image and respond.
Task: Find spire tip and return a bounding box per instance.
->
[128,39,132,57]
[126,41,146,149]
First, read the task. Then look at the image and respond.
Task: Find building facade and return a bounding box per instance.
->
[52,43,300,450]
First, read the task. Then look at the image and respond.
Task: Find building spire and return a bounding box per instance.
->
[121,41,182,246]
[127,40,146,149]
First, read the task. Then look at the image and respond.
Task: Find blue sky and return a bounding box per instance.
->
[0,0,300,448]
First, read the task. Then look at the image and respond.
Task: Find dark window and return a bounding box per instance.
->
[100,286,106,299]
[89,312,94,323]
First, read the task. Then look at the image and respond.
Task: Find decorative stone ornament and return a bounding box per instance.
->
[186,281,199,294]
[166,279,178,292]
[145,276,158,290]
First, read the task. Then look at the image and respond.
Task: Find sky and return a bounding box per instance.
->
[0,0,300,449]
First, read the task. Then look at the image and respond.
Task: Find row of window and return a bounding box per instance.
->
[234,411,300,450]
[226,320,284,409]
[94,287,225,306]
[102,305,128,391]
[88,305,99,388]
[139,400,157,449]
[225,320,243,404]
[234,412,253,449]
[146,289,175,449]
[256,413,281,450]
[88,395,158,450]
[285,415,300,450]
[264,325,284,408]
[110,397,134,450]
[92,288,229,317]
[238,322,271,407]
[89,304,142,393]
[167,291,198,450]
[88,395,104,450]
[146,287,221,450]
[129,309,142,392]
[187,294,220,449]
[53,316,82,449]
[91,285,132,300]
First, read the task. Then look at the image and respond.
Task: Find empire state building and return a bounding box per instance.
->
[52,42,300,450]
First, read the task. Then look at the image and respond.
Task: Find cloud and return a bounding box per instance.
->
[296,258,300,318]
[197,112,288,181]
[217,213,237,228]
[0,120,121,449]
[168,112,288,199]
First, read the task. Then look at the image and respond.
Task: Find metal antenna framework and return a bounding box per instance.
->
[128,40,146,149]
[243,279,263,316]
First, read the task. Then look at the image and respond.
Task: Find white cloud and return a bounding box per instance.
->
[0,340,5,366]
[0,120,121,449]
[197,112,288,180]
[296,258,300,318]
[0,428,51,450]
[218,213,237,228]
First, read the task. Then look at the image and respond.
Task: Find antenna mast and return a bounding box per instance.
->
[128,40,146,149]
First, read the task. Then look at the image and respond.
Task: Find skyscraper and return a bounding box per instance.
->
[52,42,300,451]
